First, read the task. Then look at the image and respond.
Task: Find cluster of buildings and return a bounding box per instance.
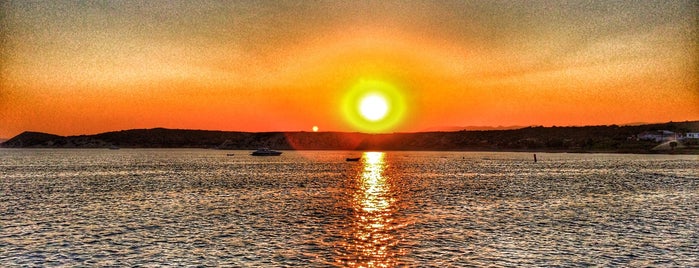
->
[636,130,699,142]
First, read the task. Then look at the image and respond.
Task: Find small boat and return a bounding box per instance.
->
[226,153,235,156]
[346,157,361,162]
[251,148,282,156]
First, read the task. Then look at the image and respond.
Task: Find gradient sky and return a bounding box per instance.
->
[1,0,697,137]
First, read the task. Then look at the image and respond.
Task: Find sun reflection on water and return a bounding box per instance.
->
[339,152,400,267]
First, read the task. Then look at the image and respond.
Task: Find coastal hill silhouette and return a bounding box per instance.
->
[2,121,698,153]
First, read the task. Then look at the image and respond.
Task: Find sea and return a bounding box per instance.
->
[1,149,697,267]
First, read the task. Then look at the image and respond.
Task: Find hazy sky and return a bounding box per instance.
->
[1,0,697,137]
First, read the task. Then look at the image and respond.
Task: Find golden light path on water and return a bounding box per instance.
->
[340,152,401,267]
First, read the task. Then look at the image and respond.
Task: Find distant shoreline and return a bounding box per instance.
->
[1,147,697,155]
[2,121,698,154]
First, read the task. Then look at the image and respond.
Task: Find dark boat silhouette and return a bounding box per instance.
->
[251,148,282,156]
[346,157,361,162]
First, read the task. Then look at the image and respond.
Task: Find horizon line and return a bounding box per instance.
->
[4,119,699,140]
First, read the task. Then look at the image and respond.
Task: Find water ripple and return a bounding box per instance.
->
[1,149,697,266]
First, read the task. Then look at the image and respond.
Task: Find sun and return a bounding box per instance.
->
[312,126,319,132]
[359,95,388,121]
[341,79,407,133]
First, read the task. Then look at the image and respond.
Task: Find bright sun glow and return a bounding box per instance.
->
[359,95,388,121]
[341,79,407,133]
[312,126,318,132]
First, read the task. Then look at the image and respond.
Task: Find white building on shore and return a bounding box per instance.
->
[637,130,699,142]
[684,132,699,139]
[637,130,680,142]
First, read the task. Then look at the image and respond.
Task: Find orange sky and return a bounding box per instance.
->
[1,1,698,138]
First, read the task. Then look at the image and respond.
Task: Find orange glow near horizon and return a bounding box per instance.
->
[1,2,697,138]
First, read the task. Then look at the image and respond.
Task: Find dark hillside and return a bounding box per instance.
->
[1,131,65,147]
[2,121,698,153]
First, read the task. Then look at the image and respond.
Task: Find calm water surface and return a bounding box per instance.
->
[1,149,697,267]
